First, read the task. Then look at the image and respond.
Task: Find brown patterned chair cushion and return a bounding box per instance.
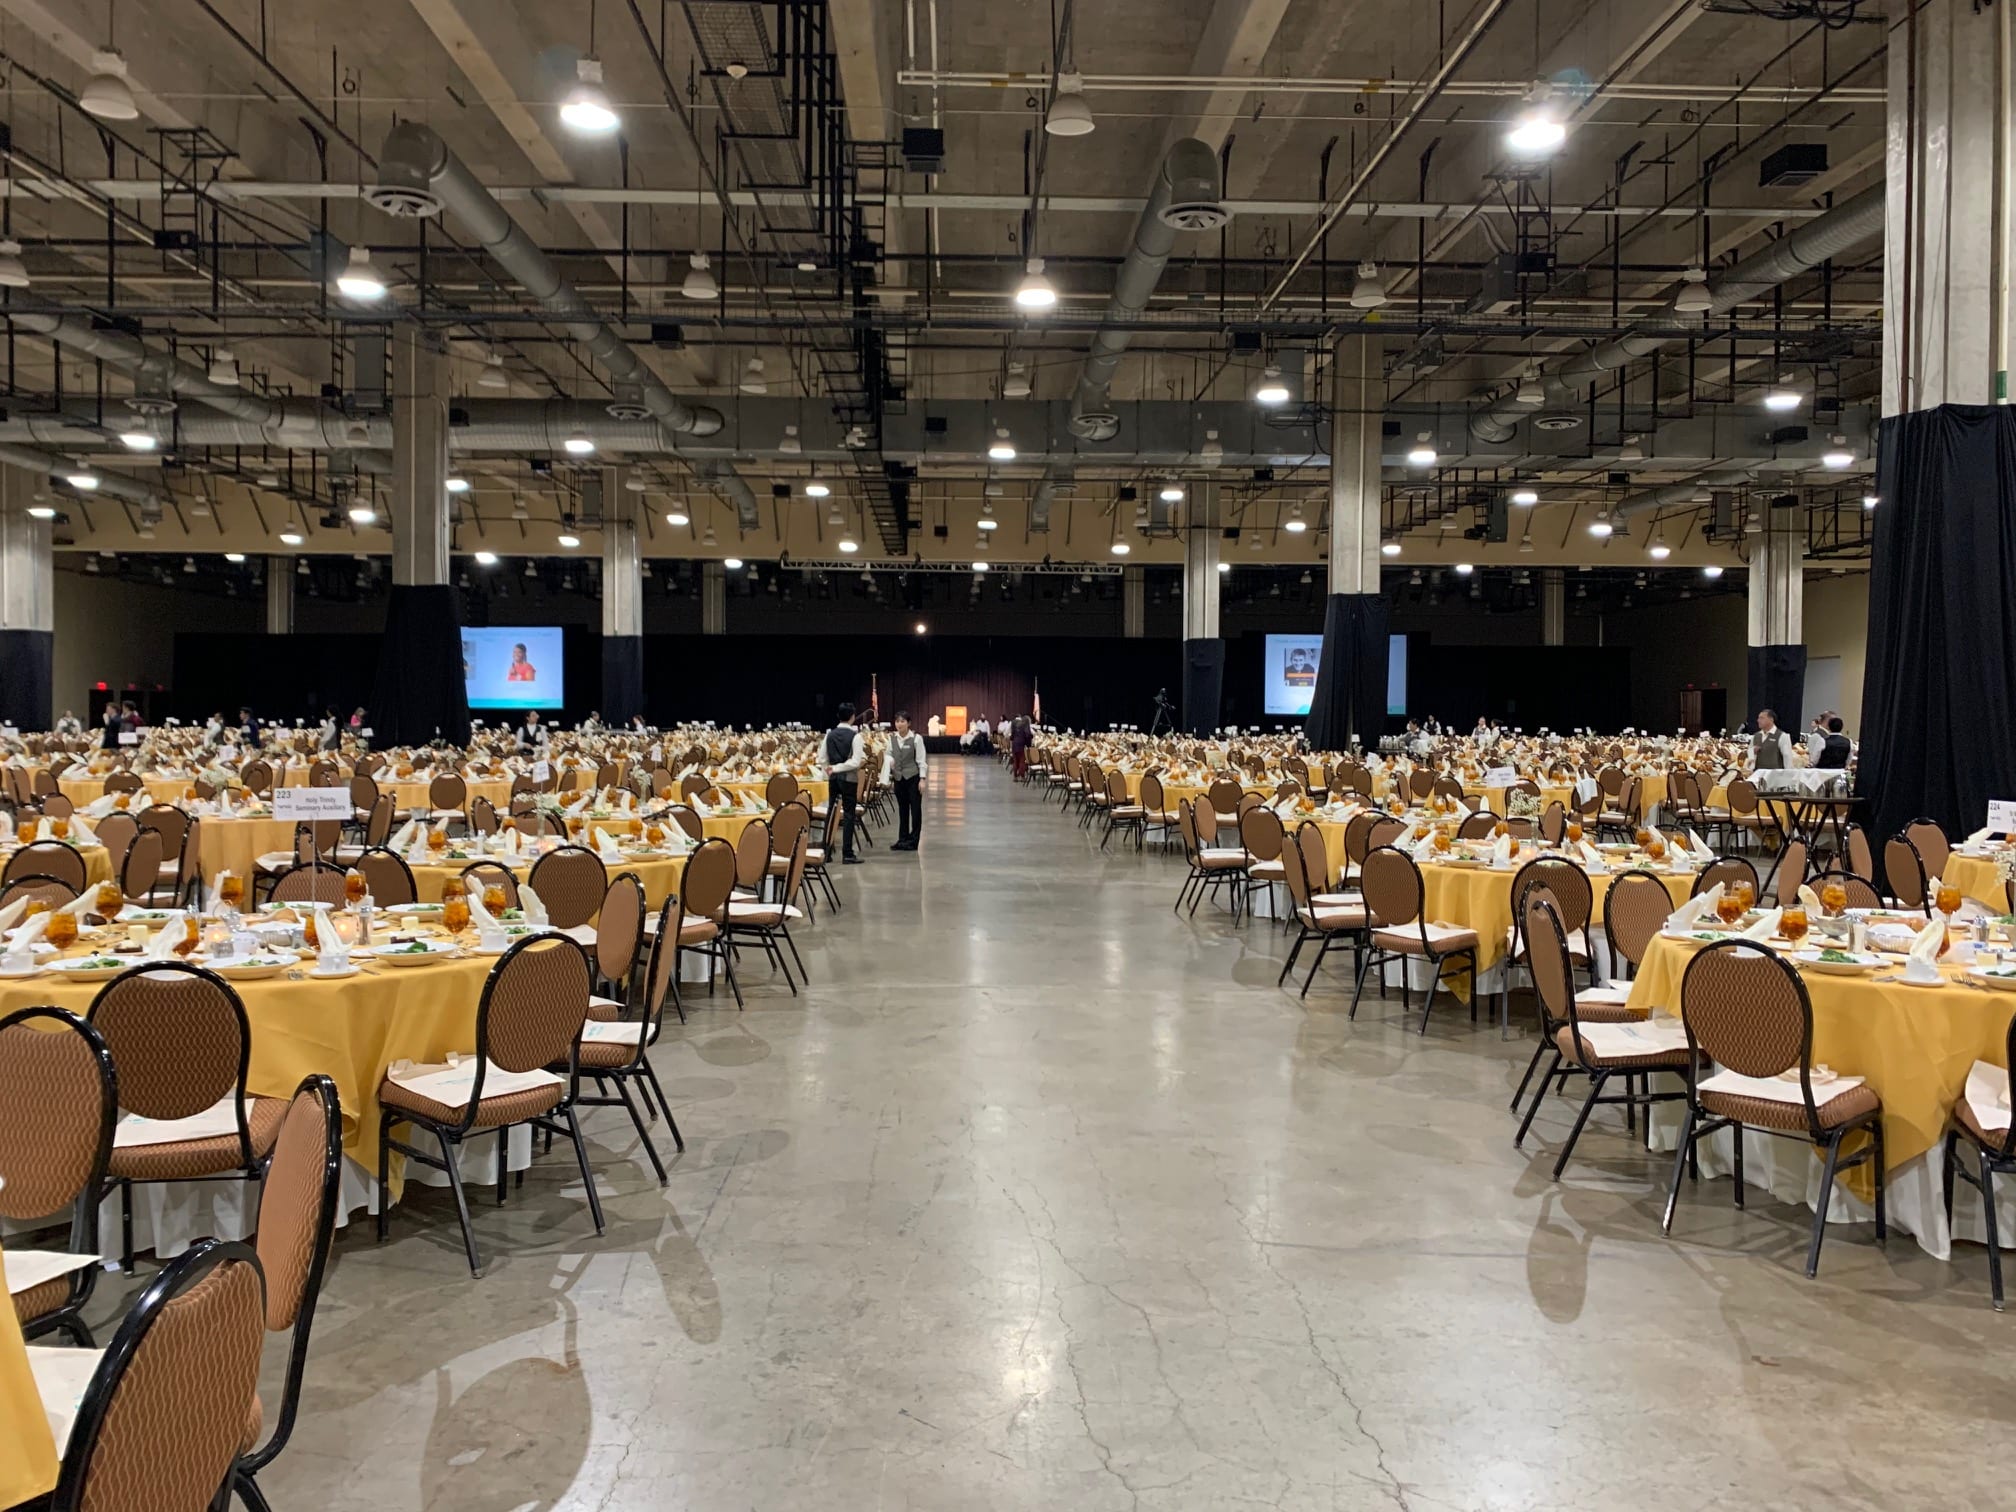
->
[1953,1097,2013,1150]
[107,1096,285,1181]
[1372,925,1479,955]
[587,995,625,1022]
[11,1274,69,1327]
[577,1038,644,1070]
[1554,1025,1692,1071]
[1700,1082,1880,1134]
[378,1077,561,1129]
[1570,1000,1649,1024]
[678,920,719,945]
[241,1390,264,1453]
[1296,905,1366,931]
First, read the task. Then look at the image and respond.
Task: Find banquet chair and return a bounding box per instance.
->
[376,934,602,1276]
[468,795,499,836]
[726,831,811,993]
[103,770,145,796]
[764,772,799,809]
[46,1236,266,1512]
[1457,812,1497,841]
[676,838,743,1009]
[1207,778,1243,828]
[1692,856,1758,900]
[665,804,703,844]
[1335,764,1374,799]
[1597,777,1641,841]
[292,819,342,865]
[307,759,341,788]
[1905,818,1951,884]
[429,773,467,821]
[591,872,646,1006]
[800,801,844,913]
[527,845,609,928]
[348,772,378,824]
[6,838,86,892]
[1664,940,1887,1277]
[88,961,282,1272]
[1722,778,1768,852]
[1501,856,1596,1029]
[731,817,774,899]
[1102,770,1147,852]
[1277,823,1367,998]
[357,847,419,905]
[0,1007,116,1344]
[567,892,683,1184]
[240,759,273,795]
[1351,847,1479,1034]
[1602,871,1675,988]
[137,799,188,857]
[766,802,811,898]
[1174,801,1249,919]
[1432,776,1466,805]
[1340,813,1379,885]
[268,863,348,907]
[362,793,396,848]
[1807,868,1883,910]
[0,873,79,913]
[457,859,517,909]
[1883,834,1931,914]
[119,828,164,903]
[1408,770,1435,802]
[1512,893,1696,1180]
[1770,841,1808,907]
[231,1074,342,1512]
[680,773,712,803]
[1238,805,1288,919]
[1272,778,1302,803]
[1843,822,1877,883]
[1364,814,1406,853]
[1596,765,1625,803]
[39,791,73,820]
[1943,1009,2016,1308]
[1137,773,1179,850]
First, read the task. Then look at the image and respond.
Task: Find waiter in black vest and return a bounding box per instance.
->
[821,701,866,865]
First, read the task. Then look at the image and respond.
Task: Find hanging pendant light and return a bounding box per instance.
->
[1673,267,1713,315]
[739,356,768,394]
[1044,73,1095,136]
[0,241,31,290]
[1013,257,1057,311]
[335,247,388,301]
[81,51,139,121]
[1514,370,1546,406]
[478,351,509,389]
[1002,361,1031,398]
[681,251,719,300]
[207,348,240,387]
[1349,262,1388,310]
[559,57,620,135]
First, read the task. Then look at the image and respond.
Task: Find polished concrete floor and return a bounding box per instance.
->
[247,760,2006,1510]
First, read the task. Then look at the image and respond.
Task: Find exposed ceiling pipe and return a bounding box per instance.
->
[1612,469,1756,523]
[1468,184,1885,444]
[1069,138,1228,442]
[0,443,167,510]
[690,460,760,531]
[369,121,725,443]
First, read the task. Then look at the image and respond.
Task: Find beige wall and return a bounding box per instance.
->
[51,566,259,715]
[1801,572,1871,732]
[1607,592,1750,731]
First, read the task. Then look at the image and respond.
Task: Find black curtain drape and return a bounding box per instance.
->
[369,585,469,747]
[1182,637,1224,735]
[0,629,52,732]
[1860,403,2016,853]
[1746,643,1807,736]
[601,634,644,726]
[1304,593,1388,752]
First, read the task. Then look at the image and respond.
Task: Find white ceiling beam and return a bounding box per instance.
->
[1159,0,1294,157]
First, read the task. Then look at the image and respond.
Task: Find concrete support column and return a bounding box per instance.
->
[265,556,294,635]
[0,465,53,730]
[1121,564,1145,638]
[1747,504,1807,730]
[371,327,467,744]
[700,561,727,635]
[1307,336,1389,751]
[1180,480,1223,733]
[1539,568,1565,646]
[1884,0,2016,413]
[601,466,645,723]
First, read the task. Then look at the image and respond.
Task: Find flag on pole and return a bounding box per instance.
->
[1031,677,1041,726]
[870,673,880,725]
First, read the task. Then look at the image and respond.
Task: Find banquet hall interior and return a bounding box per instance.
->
[4,0,2015,1507]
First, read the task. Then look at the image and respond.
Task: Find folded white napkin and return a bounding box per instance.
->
[143,912,186,959]
[1574,1018,1692,1060]
[384,1058,560,1113]
[1574,776,1599,802]
[0,898,26,936]
[565,793,591,816]
[1909,916,1946,967]
[464,878,496,930]
[57,889,97,921]
[1965,1059,2012,1134]
[1577,839,1608,870]
[1490,831,1513,865]
[591,826,623,861]
[502,828,522,856]
[1667,883,1720,932]
[661,825,693,856]
[1410,832,1438,862]
[1686,828,1715,862]
[68,816,97,845]
[1798,884,1821,914]
[389,818,417,851]
[1967,825,1995,845]
[311,905,348,966]
[1699,1067,1864,1104]
[1738,906,1782,942]
[619,790,636,814]
[81,795,117,819]
[519,885,549,926]
[405,834,430,864]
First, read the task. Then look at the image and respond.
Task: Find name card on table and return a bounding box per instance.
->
[1989,800,2016,836]
[116,731,139,746]
[1482,765,1517,787]
[273,786,355,821]
[360,728,373,739]
[532,760,552,783]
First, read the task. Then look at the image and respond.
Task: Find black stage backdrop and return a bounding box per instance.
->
[1182,637,1224,734]
[0,629,52,732]
[1746,644,1807,737]
[1303,594,1389,750]
[1861,404,2016,859]
[600,635,644,726]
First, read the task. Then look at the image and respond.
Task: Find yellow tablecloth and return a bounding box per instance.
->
[1946,852,2010,914]
[716,778,828,807]
[197,817,300,882]
[1419,861,1696,979]
[0,841,111,890]
[1627,933,2011,1200]
[59,773,192,806]
[1479,784,1575,817]
[0,952,497,1173]
[407,853,688,909]
[0,1241,58,1505]
[385,776,514,813]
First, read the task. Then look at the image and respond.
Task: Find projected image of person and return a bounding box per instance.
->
[507,641,538,683]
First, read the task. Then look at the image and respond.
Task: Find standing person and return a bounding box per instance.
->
[53,709,80,737]
[317,708,341,751]
[516,709,550,755]
[1814,716,1853,770]
[99,701,123,749]
[820,701,866,865]
[882,711,929,852]
[1009,713,1032,778]
[1750,708,1794,770]
[348,706,367,733]
[235,705,260,746]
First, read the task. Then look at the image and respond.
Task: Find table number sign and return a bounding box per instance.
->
[274,787,355,821]
[532,760,552,783]
[1483,765,1517,787]
[1988,800,2016,836]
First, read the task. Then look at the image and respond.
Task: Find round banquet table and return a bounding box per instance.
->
[1626,932,2016,1260]
[714,777,829,807]
[0,840,112,890]
[384,775,514,813]
[1946,851,2010,914]
[0,1240,57,1504]
[196,815,300,881]
[1479,783,1575,817]
[405,851,688,909]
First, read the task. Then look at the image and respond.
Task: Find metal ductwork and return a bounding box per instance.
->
[1069,138,1227,443]
[691,460,760,531]
[1468,184,1885,445]
[0,444,167,511]
[371,121,726,443]
[1613,469,1756,523]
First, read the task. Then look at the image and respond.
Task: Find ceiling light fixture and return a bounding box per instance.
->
[559,57,620,134]
[1044,73,1095,136]
[223,551,246,564]
[80,50,139,120]
[1588,518,1614,538]
[1514,370,1547,407]
[479,351,509,389]
[988,428,1017,462]
[1159,482,1184,502]
[564,429,596,456]
[207,349,240,387]
[1003,361,1031,398]
[1649,534,1671,560]
[739,356,767,394]
[1762,385,1802,412]
[63,469,100,491]
[681,251,719,300]
[1822,436,1855,469]
[1199,429,1224,467]
[1510,487,1539,506]
[1674,268,1713,315]
[557,532,581,549]
[805,478,831,498]
[279,527,305,546]
[1454,562,1475,576]
[779,423,801,455]
[347,504,376,525]
[915,621,929,635]
[723,556,743,570]
[473,551,499,566]
[664,509,690,527]
[837,537,859,554]
[1252,364,1291,406]
[119,429,156,452]
[1506,97,1567,157]
[1013,257,1057,311]
[1349,262,1388,310]
[977,515,999,531]
[1862,493,1879,510]
[1381,541,1402,557]
[971,560,989,574]
[1702,565,1724,578]
[1109,541,1131,556]
[334,247,388,301]
[25,505,55,520]
[445,476,470,494]
[1216,560,1232,574]
[1406,432,1438,467]
[0,241,28,289]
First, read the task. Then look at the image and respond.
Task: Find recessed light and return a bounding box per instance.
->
[119,431,157,452]
[224,551,246,563]
[1381,541,1401,557]
[723,556,743,570]
[1454,562,1474,575]
[557,533,580,549]
[445,476,469,493]
[474,551,498,565]
[665,510,690,527]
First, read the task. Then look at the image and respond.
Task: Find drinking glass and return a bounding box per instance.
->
[482,884,507,913]
[1820,879,1848,916]
[1566,820,1583,844]
[95,881,122,916]
[566,816,585,839]
[428,827,449,854]
[442,896,471,934]
[1733,881,1756,914]
[302,913,319,951]
[49,818,69,841]
[1781,906,1809,943]
[345,868,367,905]
[44,911,77,949]
[1633,826,1651,850]
[1716,890,1746,927]
[1937,882,1962,920]
[218,873,245,911]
